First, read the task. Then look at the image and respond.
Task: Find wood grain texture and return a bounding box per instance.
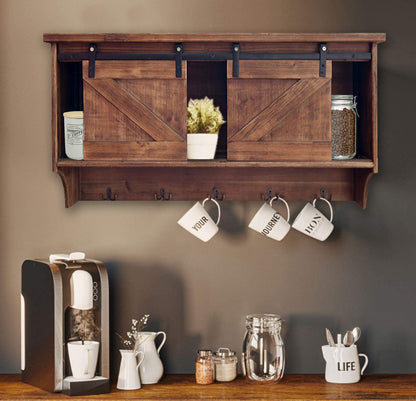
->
[51,43,58,171]
[43,32,387,43]
[83,142,186,161]
[92,60,185,79]
[77,166,353,202]
[57,167,79,207]
[1,374,415,400]
[227,60,330,79]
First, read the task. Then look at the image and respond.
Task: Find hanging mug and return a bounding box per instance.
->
[248,196,291,241]
[177,198,221,242]
[292,196,334,241]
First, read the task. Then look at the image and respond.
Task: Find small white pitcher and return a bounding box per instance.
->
[322,345,368,383]
[135,331,166,384]
[117,350,145,390]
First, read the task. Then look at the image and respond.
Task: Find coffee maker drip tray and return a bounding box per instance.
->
[63,376,110,396]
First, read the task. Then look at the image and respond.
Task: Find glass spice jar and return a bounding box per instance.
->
[213,348,238,382]
[331,95,358,160]
[195,350,214,384]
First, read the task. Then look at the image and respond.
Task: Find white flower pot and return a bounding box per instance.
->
[187,133,219,160]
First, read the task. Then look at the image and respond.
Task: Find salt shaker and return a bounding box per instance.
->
[213,348,238,382]
[195,350,214,384]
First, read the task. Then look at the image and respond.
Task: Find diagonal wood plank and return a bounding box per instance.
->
[84,77,184,142]
[229,78,329,142]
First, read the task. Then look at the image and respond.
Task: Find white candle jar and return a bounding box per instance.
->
[63,111,84,160]
[213,348,238,382]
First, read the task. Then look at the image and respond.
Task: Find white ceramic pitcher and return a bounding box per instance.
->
[322,345,368,383]
[117,350,145,390]
[134,331,166,384]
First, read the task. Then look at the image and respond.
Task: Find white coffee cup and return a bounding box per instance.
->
[177,198,221,242]
[63,111,84,160]
[322,344,368,384]
[292,197,334,241]
[67,340,99,379]
[248,196,291,241]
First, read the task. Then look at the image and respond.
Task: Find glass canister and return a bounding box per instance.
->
[195,350,214,384]
[243,314,285,383]
[213,348,238,382]
[331,95,358,160]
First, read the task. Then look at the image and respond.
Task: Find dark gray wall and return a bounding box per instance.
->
[0,0,415,375]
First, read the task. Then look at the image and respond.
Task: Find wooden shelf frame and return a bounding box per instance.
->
[2,374,416,400]
[45,33,385,208]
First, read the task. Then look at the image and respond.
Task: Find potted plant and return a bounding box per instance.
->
[187,97,225,160]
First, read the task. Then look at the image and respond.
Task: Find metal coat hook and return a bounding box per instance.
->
[100,187,117,201]
[261,189,274,201]
[154,188,172,201]
[208,187,225,201]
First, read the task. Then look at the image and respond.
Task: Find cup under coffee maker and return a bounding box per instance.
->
[21,253,110,396]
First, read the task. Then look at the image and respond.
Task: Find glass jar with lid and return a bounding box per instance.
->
[195,350,214,384]
[331,95,358,160]
[213,348,238,382]
[243,314,285,383]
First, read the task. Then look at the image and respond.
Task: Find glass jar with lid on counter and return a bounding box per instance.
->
[195,350,214,384]
[331,95,358,160]
[213,348,238,382]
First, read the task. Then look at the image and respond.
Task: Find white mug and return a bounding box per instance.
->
[248,196,291,241]
[177,198,221,242]
[67,340,99,379]
[322,345,368,384]
[292,197,334,241]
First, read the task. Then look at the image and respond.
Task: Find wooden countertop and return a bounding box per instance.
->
[1,374,416,400]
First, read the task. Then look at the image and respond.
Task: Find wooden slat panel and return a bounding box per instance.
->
[83,76,184,142]
[44,32,387,43]
[227,60,332,79]
[84,141,186,160]
[79,166,353,202]
[230,78,330,142]
[91,60,186,79]
[228,142,331,162]
[51,43,59,171]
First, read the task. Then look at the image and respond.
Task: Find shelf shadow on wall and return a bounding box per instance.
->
[105,261,200,378]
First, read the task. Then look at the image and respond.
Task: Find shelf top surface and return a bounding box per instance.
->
[1,374,415,400]
[43,32,386,43]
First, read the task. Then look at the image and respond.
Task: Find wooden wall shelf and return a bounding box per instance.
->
[1,374,415,400]
[44,33,385,208]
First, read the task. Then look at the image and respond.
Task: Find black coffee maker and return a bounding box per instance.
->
[21,253,110,395]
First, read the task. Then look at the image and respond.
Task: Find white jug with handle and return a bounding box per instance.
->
[134,331,166,384]
[322,344,368,383]
[117,350,145,390]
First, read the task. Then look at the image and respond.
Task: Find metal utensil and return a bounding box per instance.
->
[326,328,335,347]
[343,330,354,347]
[352,327,361,344]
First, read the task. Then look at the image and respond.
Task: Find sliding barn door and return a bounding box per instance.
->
[82,60,186,160]
[227,60,332,161]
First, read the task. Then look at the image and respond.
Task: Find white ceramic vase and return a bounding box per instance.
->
[187,133,218,160]
[117,350,145,390]
[134,331,166,384]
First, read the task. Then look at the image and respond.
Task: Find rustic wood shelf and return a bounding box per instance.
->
[57,157,375,169]
[44,33,385,208]
[1,374,416,400]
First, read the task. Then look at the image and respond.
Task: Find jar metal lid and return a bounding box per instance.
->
[197,350,212,357]
[331,95,354,101]
[246,313,282,330]
[214,347,235,358]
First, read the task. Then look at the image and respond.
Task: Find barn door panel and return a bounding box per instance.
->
[82,60,186,160]
[227,60,332,161]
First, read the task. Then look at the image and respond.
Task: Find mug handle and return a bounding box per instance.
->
[155,331,167,354]
[359,353,368,374]
[135,351,145,370]
[83,348,91,375]
[270,196,290,222]
[202,198,221,225]
[312,197,333,223]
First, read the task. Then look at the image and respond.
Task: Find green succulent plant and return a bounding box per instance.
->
[187,97,225,134]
